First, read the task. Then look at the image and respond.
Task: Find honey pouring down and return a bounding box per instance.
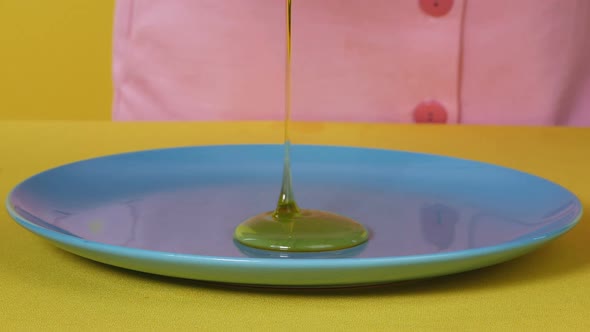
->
[233,0,369,252]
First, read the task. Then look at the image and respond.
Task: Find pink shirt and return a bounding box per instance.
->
[112,0,590,126]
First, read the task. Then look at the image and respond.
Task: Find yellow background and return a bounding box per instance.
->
[1,121,589,330]
[0,0,114,120]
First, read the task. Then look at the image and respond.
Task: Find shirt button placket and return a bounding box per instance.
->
[412,0,456,124]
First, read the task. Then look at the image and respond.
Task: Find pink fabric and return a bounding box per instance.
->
[112,0,590,126]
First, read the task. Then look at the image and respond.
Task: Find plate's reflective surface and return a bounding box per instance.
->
[6,145,582,286]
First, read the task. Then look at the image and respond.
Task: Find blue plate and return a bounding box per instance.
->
[5,145,583,287]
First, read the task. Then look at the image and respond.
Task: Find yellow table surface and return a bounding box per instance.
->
[1,121,589,331]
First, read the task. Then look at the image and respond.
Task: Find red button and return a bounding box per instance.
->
[413,101,448,124]
[419,0,454,17]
